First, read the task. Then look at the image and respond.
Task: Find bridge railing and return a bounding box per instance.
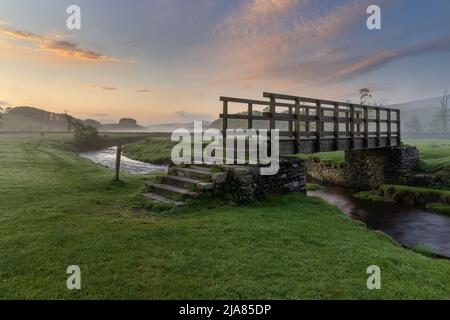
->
[220,92,401,154]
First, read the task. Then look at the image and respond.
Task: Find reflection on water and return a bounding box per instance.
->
[80,146,168,174]
[309,184,450,257]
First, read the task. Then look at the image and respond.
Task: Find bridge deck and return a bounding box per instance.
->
[220,92,401,155]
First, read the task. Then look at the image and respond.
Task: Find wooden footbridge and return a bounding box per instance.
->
[220,92,401,155]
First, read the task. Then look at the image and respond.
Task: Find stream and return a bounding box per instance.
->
[79,147,450,257]
[79,146,168,174]
[309,184,450,258]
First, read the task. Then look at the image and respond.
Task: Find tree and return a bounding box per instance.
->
[63,113,104,150]
[430,90,450,133]
[84,119,102,128]
[359,88,372,105]
[405,115,425,133]
[119,118,138,126]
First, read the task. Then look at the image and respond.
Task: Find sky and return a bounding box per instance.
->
[0,0,449,125]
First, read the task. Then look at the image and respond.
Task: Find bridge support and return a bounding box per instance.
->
[344,146,419,190]
[307,146,419,190]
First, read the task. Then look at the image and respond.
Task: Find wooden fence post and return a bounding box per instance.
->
[247,103,253,130]
[223,100,228,160]
[397,110,401,146]
[115,144,122,182]
[376,107,381,147]
[350,105,355,149]
[387,110,392,146]
[316,101,322,152]
[305,107,310,137]
[294,98,301,153]
[364,107,369,148]
[269,95,276,156]
[334,103,339,150]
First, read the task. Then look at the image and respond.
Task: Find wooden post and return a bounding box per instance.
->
[247,103,253,130]
[350,105,355,149]
[305,106,310,137]
[316,101,322,152]
[387,110,392,146]
[288,106,293,137]
[376,107,381,147]
[115,144,122,182]
[345,110,350,134]
[396,110,401,146]
[269,95,276,156]
[294,98,301,153]
[356,112,361,135]
[269,95,276,130]
[222,100,228,136]
[223,100,228,159]
[364,107,369,148]
[333,103,340,150]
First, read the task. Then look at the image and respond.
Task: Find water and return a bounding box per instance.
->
[309,184,450,257]
[79,146,168,174]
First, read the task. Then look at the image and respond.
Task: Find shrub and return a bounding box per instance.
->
[65,114,105,151]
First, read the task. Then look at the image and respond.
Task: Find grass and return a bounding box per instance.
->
[426,203,450,216]
[294,151,345,166]
[380,184,450,206]
[404,139,450,178]
[2,133,450,299]
[306,183,323,191]
[354,191,396,203]
[122,137,176,164]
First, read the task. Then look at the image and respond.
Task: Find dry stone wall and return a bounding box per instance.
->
[307,146,419,190]
[216,158,307,202]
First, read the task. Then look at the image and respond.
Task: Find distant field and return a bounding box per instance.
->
[2,134,450,299]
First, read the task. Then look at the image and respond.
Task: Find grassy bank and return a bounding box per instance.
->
[404,139,450,180]
[355,184,450,215]
[2,133,450,299]
[123,137,175,164]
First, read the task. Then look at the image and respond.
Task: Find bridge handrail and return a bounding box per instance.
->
[220,92,401,154]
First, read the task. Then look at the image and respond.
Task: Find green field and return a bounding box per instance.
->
[2,133,450,299]
[404,139,450,179]
[123,136,175,165]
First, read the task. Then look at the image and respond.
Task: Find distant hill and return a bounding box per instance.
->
[0,106,147,132]
[145,121,212,132]
[0,106,70,132]
[388,96,443,132]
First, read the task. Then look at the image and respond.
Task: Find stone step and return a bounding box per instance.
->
[172,167,213,182]
[188,165,212,172]
[146,182,199,199]
[162,175,201,190]
[142,192,186,207]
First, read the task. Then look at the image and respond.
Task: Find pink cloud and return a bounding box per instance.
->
[0,25,124,63]
[200,0,372,90]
